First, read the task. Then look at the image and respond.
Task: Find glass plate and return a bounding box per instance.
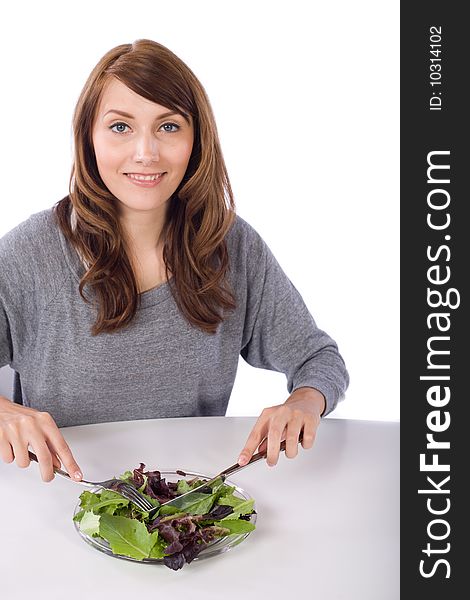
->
[73,469,257,564]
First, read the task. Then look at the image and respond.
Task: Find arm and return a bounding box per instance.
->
[0,227,83,482]
[237,225,349,465]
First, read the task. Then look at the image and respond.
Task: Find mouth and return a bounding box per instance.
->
[124,172,166,181]
[123,172,166,188]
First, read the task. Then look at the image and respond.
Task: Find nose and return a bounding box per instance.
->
[133,132,160,165]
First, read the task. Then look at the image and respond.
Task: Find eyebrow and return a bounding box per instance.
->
[103,109,189,122]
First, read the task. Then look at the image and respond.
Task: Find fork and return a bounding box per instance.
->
[27,451,153,512]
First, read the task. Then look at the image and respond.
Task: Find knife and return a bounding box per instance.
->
[158,432,304,510]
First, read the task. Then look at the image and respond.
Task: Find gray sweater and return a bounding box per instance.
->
[0,208,349,427]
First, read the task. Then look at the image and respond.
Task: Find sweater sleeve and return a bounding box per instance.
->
[0,236,15,369]
[0,300,12,368]
[0,210,64,372]
[239,226,349,416]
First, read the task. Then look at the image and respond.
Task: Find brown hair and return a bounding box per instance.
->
[55,39,236,335]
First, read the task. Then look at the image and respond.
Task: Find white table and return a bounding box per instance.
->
[0,417,399,599]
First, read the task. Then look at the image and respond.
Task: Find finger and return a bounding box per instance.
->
[257,437,268,455]
[284,416,305,459]
[10,438,31,469]
[29,439,57,482]
[284,428,303,459]
[301,415,319,450]
[0,439,14,463]
[37,412,83,480]
[266,424,286,467]
[238,418,270,466]
[47,435,83,481]
[46,440,63,470]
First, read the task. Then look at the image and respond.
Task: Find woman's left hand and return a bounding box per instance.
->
[237,387,326,467]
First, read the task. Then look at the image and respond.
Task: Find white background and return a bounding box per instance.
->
[0,0,399,421]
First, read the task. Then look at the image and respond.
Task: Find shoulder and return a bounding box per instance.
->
[225,213,269,258]
[0,207,65,294]
[223,214,276,290]
[0,208,58,254]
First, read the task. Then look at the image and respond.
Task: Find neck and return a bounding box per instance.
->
[118,205,167,254]
[118,205,170,293]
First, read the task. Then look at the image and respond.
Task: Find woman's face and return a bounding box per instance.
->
[92,77,194,216]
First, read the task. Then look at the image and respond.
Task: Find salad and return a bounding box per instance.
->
[73,463,256,570]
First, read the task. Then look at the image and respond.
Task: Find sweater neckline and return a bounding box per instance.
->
[55,214,172,308]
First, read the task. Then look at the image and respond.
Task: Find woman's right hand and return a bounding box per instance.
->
[0,396,83,483]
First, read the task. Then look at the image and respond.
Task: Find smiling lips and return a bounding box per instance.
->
[124,172,166,187]
[125,172,165,181]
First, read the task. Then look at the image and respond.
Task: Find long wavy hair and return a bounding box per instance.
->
[55,39,236,335]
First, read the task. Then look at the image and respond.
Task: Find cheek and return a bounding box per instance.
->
[93,133,121,172]
[172,140,194,171]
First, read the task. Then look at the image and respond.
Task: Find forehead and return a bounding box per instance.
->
[96,77,170,117]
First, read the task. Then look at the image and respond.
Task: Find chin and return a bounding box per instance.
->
[117,196,171,213]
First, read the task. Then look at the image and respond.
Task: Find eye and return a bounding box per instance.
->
[160,122,180,133]
[108,121,181,135]
[109,122,129,134]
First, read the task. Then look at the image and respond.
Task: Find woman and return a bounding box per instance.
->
[0,39,349,483]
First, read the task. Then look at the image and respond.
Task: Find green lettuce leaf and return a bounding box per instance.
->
[73,491,101,522]
[149,531,167,559]
[99,514,154,560]
[213,519,256,534]
[79,510,101,537]
[159,504,185,517]
[220,499,255,519]
[165,492,215,515]
[217,491,247,508]
[74,489,129,522]
[176,479,191,494]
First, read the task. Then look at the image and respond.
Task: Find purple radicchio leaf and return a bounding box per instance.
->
[163,552,186,571]
[131,463,147,488]
[164,540,184,555]
[157,523,181,544]
[202,504,234,521]
[182,537,208,563]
